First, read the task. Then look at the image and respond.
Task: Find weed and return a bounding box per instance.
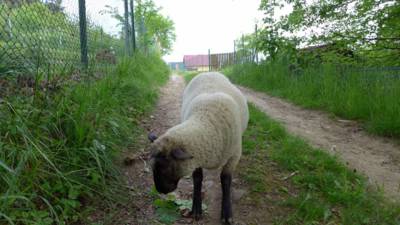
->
[149,185,208,224]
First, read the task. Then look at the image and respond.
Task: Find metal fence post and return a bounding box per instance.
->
[124,0,132,56]
[140,16,147,54]
[208,49,211,72]
[233,40,236,64]
[78,0,88,69]
[130,0,136,52]
[255,24,259,64]
[242,34,245,64]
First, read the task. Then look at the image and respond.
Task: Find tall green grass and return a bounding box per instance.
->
[0,53,169,224]
[224,61,400,138]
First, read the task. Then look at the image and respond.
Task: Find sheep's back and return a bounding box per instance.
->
[182,72,249,133]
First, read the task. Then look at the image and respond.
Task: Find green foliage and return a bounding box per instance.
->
[0,3,77,74]
[225,62,400,138]
[153,198,180,225]
[243,105,400,224]
[0,2,123,76]
[101,0,176,56]
[149,185,207,224]
[182,71,199,83]
[0,53,169,224]
[257,0,400,66]
[150,191,182,225]
[135,0,176,55]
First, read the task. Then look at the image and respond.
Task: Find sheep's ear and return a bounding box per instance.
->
[171,148,193,160]
[148,132,158,143]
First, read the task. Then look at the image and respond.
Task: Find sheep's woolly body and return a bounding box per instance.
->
[181,72,249,133]
[154,72,249,177]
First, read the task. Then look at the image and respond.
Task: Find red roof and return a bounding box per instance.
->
[183,55,209,67]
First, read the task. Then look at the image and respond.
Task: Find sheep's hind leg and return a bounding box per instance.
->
[220,171,233,225]
[191,167,203,220]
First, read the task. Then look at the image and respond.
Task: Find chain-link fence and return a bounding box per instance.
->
[0,0,135,77]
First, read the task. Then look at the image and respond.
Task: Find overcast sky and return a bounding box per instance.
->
[64,0,264,62]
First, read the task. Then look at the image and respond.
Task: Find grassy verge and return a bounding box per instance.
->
[0,53,169,224]
[224,62,400,138]
[181,71,199,83]
[242,104,400,224]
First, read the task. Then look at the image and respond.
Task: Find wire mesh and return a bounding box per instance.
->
[0,0,125,77]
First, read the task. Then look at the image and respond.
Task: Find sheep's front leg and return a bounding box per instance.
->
[220,172,233,225]
[191,167,203,220]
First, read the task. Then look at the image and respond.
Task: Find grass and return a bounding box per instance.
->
[224,61,400,138]
[242,104,400,224]
[183,73,400,223]
[0,53,169,224]
[181,71,199,83]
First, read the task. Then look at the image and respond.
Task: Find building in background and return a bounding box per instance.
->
[168,62,185,71]
[183,54,209,71]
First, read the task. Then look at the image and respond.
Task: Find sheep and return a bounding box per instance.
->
[148,72,249,225]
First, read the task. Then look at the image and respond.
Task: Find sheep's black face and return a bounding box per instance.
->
[152,153,180,194]
[148,133,193,194]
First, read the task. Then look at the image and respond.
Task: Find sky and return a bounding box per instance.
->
[63,0,265,62]
[155,0,264,62]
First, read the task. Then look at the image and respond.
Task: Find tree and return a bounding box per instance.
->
[258,0,400,66]
[100,0,175,55]
[135,0,175,55]
[45,0,64,13]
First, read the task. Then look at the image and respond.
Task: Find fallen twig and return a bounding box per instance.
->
[282,171,299,181]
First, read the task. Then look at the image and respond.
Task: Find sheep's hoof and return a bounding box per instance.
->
[221,217,233,225]
[189,210,202,221]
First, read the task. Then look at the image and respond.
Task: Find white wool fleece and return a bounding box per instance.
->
[155,72,249,176]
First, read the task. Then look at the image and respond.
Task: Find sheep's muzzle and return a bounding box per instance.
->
[153,168,179,194]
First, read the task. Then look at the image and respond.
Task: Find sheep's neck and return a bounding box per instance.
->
[171,116,226,169]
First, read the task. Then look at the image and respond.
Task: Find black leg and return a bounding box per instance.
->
[191,167,203,220]
[220,172,233,225]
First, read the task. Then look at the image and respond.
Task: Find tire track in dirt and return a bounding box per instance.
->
[239,86,400,199]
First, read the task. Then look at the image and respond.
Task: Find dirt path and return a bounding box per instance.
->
[113,75,292,225]
[91,76,399,224]
[139,75,260,225]
[145,74,227,224]
[239,86,400,199]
